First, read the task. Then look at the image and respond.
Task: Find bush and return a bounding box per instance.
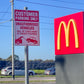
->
[33,70,45,75]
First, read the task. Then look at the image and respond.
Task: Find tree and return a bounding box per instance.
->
[0,58,2,61]
[6,55,19,61]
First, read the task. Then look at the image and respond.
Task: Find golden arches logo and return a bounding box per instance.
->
[57,19,79,50]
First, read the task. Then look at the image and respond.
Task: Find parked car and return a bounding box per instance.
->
[1,66,35,76]
[44,67,56,75]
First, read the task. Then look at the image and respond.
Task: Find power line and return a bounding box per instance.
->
[0,21,53,25]
[0,25,11,27]
[0,24,54,30]
[0,12,10,13]
[0,5,11,20]
[40,22,54,24]
[16,0,84,10]
[52,0,84,5]
[0,19,11,24]
[0,20,54,29]
[0,5,55,19]
[40,28,54,30]
[0,19,11,21]
[0,27,54,30]
[40,16,55,19]
[0,12,55,19]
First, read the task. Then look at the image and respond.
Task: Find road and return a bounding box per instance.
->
[0,77,56,81]
[0,82,56,84]
[0,77,56,84]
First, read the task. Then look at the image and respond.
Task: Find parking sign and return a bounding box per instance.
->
[14,9,40,46]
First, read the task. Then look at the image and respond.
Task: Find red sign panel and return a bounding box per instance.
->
[14,10,39,22]
[54,12,84,55]
[14,9,39,46]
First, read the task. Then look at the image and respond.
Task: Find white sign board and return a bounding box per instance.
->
[14,9,40,46]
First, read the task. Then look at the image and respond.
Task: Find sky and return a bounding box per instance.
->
[0,0,84,60]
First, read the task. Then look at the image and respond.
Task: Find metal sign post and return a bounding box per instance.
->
[25,46,29,84]
[14,7,39,84]
[24,7,29,84]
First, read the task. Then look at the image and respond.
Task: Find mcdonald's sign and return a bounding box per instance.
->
[54,12,84,55]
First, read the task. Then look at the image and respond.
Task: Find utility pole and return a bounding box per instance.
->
[11,0,15,80]
[24,7,29,84]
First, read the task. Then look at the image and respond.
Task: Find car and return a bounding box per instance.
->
[44,67,56,75]
[26,38,38,44]
[1,66,35,76]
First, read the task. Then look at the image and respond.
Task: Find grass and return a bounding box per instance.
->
[31,75,55,77]
[0,75,55,78]
[0,81,24,83]
[0,71,1,75]
[33,70,45,75]
[0,80,56,83]
[0,75,24,78]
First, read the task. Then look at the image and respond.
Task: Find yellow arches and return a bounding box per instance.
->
[57,19,79,50]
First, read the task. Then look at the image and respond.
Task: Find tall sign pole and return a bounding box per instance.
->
[11,0,15,80]
[24,7,29,84]
[14,8,39,84]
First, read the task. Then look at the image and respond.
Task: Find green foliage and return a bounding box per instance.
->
[6,55,19,61]
[29,59,55,70]
[0,58,55,70]
[0,71,1,75]
[33,70,45,75]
